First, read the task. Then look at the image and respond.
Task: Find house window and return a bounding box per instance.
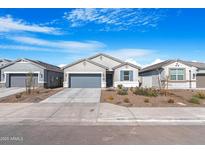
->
[170,68,185,81]
[120,70,133,81]
[123,71,130,81]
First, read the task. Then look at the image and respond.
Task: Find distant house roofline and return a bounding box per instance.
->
[140,59,205,73]
[0,58,62,72]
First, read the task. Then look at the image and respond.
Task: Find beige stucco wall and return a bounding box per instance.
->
[113,64,139,87]
[90,55,121,70]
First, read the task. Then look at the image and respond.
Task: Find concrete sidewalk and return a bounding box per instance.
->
[0,102,205,125]
[98,103,205,125]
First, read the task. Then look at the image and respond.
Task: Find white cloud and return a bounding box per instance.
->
[0,45,58,52]
[149,58,164,65]
[9,36,105,52]
[64,9,166,31]
[58,64,67,68]
[0,15,60,34]
[125,58,164,68]
[143,58,165,68]
[125,58,142,67]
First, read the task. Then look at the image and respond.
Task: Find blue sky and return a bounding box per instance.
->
[0,8,205,67]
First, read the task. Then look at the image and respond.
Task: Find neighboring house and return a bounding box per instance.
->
[0,59,12,83]
[0,58,63,88]
[63,53,141,88]
[139,59,205,89]
[0,59,12,67]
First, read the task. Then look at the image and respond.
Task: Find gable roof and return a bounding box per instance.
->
[140,60,174,73]
[178,60,205,69]
[88,53,124,64]
[0,59,12,63]
[62,58,109,70]
[113,62,141,70]
[1,58,62,72]
[0,59,13,69]
[140,59,205,73]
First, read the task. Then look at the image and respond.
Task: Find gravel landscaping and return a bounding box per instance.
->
[0,88,63,103]
[101,87,205,107]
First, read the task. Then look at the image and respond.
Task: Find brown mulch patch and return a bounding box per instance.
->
[0,88,63,103]
[101,89,205,107]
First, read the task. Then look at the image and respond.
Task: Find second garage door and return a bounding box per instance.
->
[69,74,101,88]
[9,73,38,87]
[196,74,205,88]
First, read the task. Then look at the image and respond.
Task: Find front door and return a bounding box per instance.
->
[106,73,113,87]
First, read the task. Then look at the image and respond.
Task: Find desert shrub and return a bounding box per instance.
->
[189,97,200,104]
[36,90,40,94]
[116,84,128,95]
[130,87,133,92]
[117,88,128,95]
[123,97,130,103]
[168,98,175,104]
[15,93,22,99]
[194,91,205,99]
[117,84,123,90]
[133,87,158,97]
[144,98,149,103]
[107,95,114,100]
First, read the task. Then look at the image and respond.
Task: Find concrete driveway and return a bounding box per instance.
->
[41,88,101,103]
[0,88,25,98]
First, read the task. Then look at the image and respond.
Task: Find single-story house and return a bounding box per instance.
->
[0,59,12,83]
[139,59,205,89]
[0,59,12,67]
[0,58,63,88]
[62,53,141,88]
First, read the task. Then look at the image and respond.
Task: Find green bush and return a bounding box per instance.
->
[189,97,200,104]
[117,88,128,95]
[194,91,205,99]
[117,84,123,89]
[133,87,158,97]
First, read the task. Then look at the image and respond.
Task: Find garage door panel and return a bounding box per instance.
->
[69,74,101,88]
[9,74,38,87]
[196,74,205,88]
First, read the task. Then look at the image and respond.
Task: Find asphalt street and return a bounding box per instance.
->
[0,125,205,145]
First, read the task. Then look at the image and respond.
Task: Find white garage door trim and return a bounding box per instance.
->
[2,71,44,84]
[66,72,103,88]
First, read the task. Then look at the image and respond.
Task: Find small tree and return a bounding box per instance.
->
[26,72,33,94]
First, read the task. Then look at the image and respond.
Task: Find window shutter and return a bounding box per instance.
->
[120,71,123,81]
[130,71,133,81]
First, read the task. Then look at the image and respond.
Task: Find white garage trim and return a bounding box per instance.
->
[63,71,105,88]
[0,71,45,84]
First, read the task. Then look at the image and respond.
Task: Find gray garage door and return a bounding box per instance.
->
[69,74,101,88]
[196,74,205,88]
[9,74,38,87]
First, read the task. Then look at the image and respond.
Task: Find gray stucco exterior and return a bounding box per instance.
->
[0,59,63,88]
